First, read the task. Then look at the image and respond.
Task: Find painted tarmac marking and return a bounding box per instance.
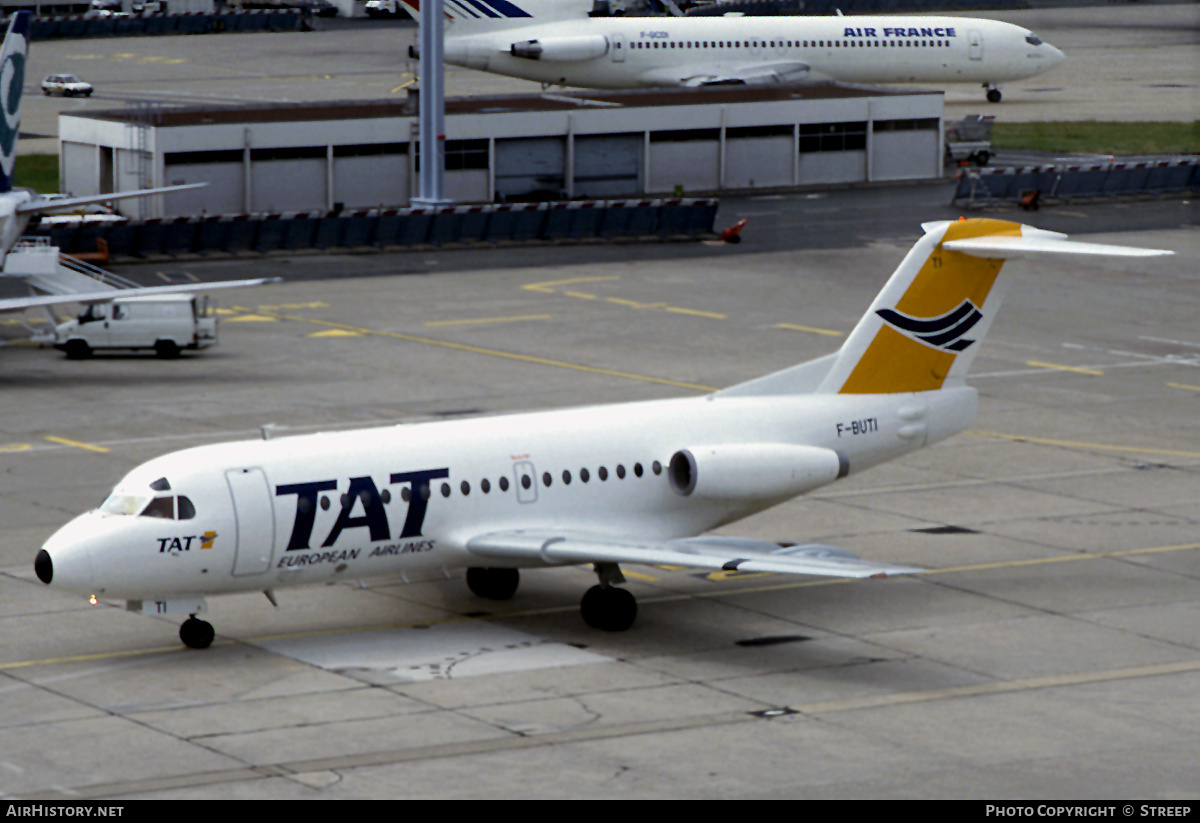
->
[43,436,110,454]
[225,314,278,323]
[425,314,551,327]
[970,430,1200,459]
[1025,360,1105,376]
[258,311,718,393]
[1166,382,1200,392]
[776,323,844,337]
[522,276,620,294]
[20,655,1200,800]
[306,329,363,338]
[6,542,1196,674]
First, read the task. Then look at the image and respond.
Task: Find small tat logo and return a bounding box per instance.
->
[876,299,983,352]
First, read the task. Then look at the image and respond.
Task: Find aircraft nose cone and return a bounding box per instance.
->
[35,549,53,584]
[1049,45,1066,67]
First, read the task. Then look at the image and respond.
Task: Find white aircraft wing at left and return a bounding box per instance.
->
[467,530,923,578]
[0,277,282,313]
[651,61,812,87]
[16,184,207,216]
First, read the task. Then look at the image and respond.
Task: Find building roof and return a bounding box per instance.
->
[74,84,938,127]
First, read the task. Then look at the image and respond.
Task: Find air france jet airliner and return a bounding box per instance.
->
[35,219,1170,649]
[0,13,276,318]
[402,0,1064,101]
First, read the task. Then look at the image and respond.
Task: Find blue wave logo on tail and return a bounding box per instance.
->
[876,299,984,352]
[0,12,31,194]
[421,0,532,18]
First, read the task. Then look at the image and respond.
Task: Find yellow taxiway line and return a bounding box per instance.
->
[43,436,110,454]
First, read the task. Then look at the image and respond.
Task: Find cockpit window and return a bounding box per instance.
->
[100,493,150,516]
[150,477,171,492]
[178,496,196,520]
[1026,34,1043,46]
[141,496,175,520]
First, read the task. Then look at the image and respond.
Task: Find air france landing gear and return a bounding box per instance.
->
[985,84,1002,103]
[466,567,520,600]
[580,562,637,631]
[180,615,214,650]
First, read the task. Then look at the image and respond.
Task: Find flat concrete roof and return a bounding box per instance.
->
[75,83,938,127]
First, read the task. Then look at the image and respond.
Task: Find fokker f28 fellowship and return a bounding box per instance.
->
[402,0,1065,102]
[35,219,1170,649]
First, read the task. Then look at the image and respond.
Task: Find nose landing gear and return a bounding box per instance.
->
[985,83,1003,103]
[180,615,215,649]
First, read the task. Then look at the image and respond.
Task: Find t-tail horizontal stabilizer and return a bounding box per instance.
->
[722,219,1173,398]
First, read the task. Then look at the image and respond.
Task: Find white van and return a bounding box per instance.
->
[55,295,218,359]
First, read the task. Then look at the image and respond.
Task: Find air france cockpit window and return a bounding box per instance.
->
[1026,34,1043,46]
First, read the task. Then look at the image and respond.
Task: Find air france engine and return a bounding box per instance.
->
[510,35,610,62]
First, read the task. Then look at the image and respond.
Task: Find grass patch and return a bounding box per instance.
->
[13,153,59,193]
[990,121,1200,156]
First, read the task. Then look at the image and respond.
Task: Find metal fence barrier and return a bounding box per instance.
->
[952,158,1200,209]
[33,199,720,260]
[30,10,305,40]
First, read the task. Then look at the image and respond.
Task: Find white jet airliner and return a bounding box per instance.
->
[35,218,1170,649]
[0,13,277,318]
[401,0,1065,102]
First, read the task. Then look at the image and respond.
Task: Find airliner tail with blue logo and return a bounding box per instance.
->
[0,11,31,195]
[34,219,1172,646]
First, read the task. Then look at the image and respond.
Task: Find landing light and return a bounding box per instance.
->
[89,594,97,605]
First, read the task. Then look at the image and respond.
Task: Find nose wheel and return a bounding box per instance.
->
[180,616,215,649]
[580,562,638,631]
[985,84,1002,103]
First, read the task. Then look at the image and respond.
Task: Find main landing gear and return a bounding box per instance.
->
[180,615,215,650]
[464,563,639,632]
[985,83,1003,103]
[581,562,637,632]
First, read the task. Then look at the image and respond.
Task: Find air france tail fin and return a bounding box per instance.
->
[397,0,592,31]
[722,218,1172,398]
[0,12,31,194]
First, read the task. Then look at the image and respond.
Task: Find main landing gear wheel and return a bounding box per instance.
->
[986,87,1002,103]
[180,616,214,650]
[466,567,520,600]
[581,585,637,631]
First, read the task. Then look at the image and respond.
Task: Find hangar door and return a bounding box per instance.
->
[573,134,642,198]
[495,137,565,201]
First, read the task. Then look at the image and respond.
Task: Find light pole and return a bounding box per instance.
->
[412,0,452,207]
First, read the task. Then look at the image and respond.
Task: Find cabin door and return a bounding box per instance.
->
[611,33,626,63]
[226,467,276,576]
[968,30,983,61]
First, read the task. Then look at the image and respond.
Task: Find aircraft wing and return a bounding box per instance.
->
[17,184,207,216]
[656,61,812,87]
[467,530,922,578]
[0,277,282,314]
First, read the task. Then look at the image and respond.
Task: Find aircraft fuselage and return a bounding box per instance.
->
[445,15,1064,89]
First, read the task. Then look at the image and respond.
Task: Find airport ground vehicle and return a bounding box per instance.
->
[54,294,217,359]
[365,0,398,16]
[945,114,995,166]
[41,74,93,98]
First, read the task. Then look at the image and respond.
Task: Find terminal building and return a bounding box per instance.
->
[58,85,944,219]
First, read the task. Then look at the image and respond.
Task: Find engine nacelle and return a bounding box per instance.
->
[510,35,609,62]
[668,444,848,501]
